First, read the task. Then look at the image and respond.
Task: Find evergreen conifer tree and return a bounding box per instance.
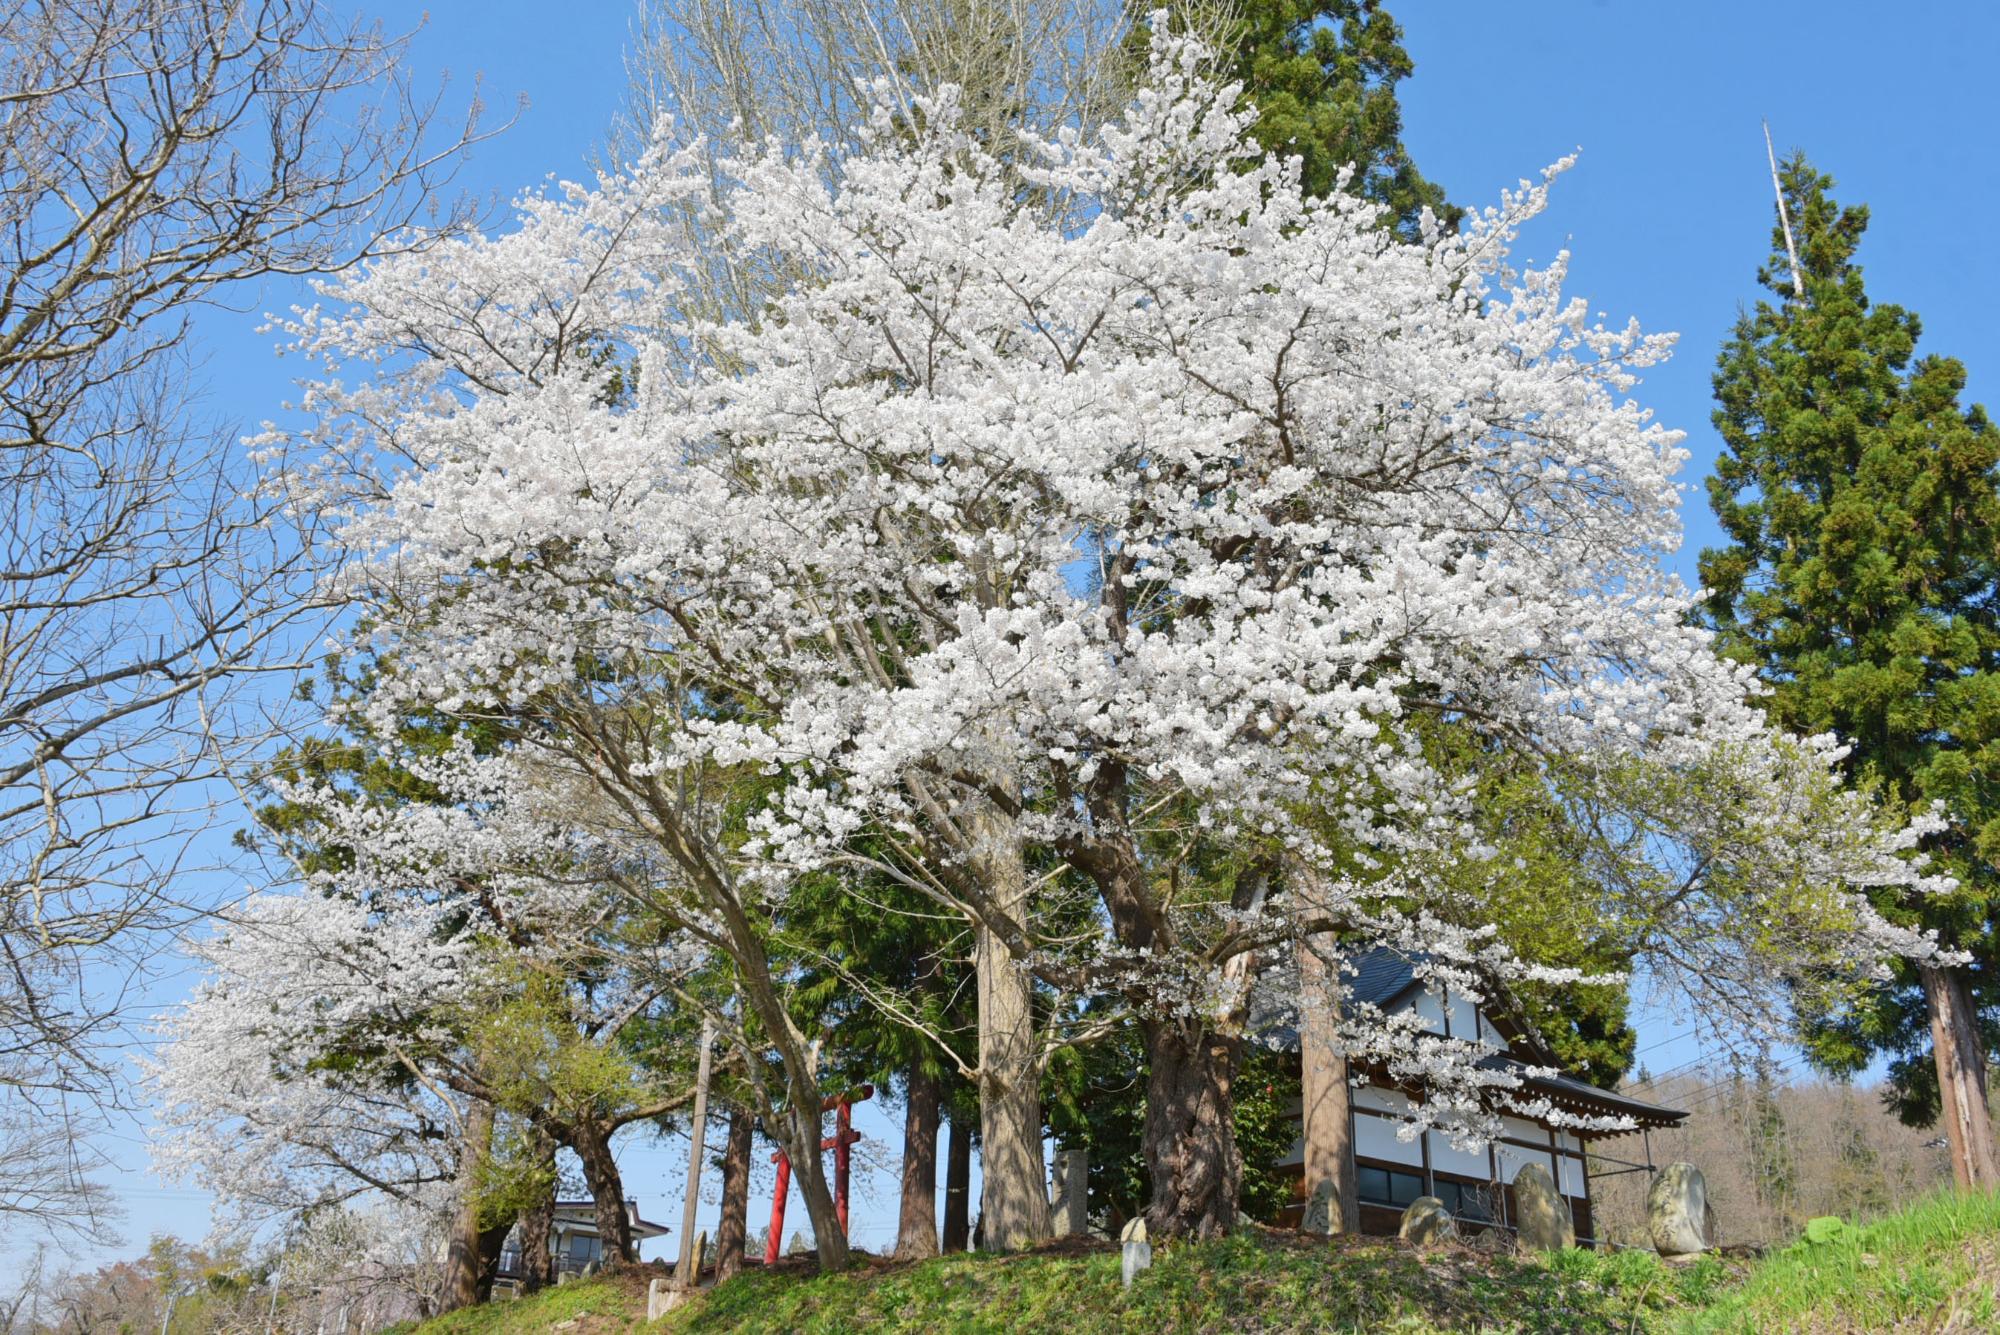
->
[1223,0,1458,239]
[1700,150,2000,1189]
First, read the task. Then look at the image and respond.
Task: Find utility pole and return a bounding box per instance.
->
[1763,119,1806,301]
[264,1257,283,1333]
[676,1018,716,1287]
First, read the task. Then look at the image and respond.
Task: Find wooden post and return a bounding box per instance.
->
[676,1019,716,1286]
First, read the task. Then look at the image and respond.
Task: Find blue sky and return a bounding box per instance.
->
[54,0,2000,1273]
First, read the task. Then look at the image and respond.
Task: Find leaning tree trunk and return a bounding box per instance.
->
[1296,933,1360,1234]
[1141,1018,1244,1240]
[942,1111,973,1252]
[517,1127,558,1294]
[895,1064,943,1260]
[711,893,850,1271]
[1921,962,2000,1190]
[968,796,1052,1252]
[570,1116,635,1263]
[440,1097,496,1312]
[716,1106,753,1281]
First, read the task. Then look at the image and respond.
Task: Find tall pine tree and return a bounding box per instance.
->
[1700,150,2000,1189]
[1224,0,1458,239]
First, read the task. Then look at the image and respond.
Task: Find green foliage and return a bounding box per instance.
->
[1042,1017,1147,1226]
[468,965,652,1125]
[777,858,974,1096]
[1043,1029,1304,1228]
[1802,1215,1846,1245]
[1220,0,1457,238]
[1699,150,2000,1117]
[1437,738,1638,1086]
[1233,1048,1308,1222]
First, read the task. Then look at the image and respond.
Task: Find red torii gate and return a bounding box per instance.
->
[764,1084,873,1264]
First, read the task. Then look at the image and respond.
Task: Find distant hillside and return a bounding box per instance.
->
[395,1188,2000,1335]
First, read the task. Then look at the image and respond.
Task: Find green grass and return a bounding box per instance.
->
[651,1232,1680,1334]
[384,1271,652,1334]
[1664,1188,2000,1334]
[396,1190,2000,1335]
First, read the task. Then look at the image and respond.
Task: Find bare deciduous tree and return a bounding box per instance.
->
[0,0,492,1241]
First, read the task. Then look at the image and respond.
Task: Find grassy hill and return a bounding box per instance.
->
[398,1188,2000,1334]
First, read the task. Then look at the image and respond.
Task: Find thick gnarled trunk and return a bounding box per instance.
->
[1922,962,2000,1190]
[1141,1020,1243,1240]
[716,1107,754,1281]
[440,1098,495,1312]
[570,1116,634,1263]
[943,1111,972,1252]
[895,1064,942,1260]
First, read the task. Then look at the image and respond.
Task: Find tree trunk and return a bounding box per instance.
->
[943,1111,972,1253]
[570,1116,635,1263]
[1921,962,1999,1190]
[704,893,850,1271]
[895,1065,943,1260]
[1296,934,1359,1234]
[775,1080,850,1270]
[1141,1019,1243,1240]
[474,1218,512,1302]
[969,799,1051,1253]
[440,1098,496,1312]
[715,1106,754,1281]
[518,1137,557,1296]
[519,1214,555,1295]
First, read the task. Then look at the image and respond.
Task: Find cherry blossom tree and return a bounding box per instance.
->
[267,26,1954,1245]
[148,741,700,1296]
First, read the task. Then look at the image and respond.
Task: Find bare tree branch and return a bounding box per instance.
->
[0,0,496,1241]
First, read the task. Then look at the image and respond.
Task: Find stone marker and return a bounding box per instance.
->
[1511,1163,1574,1252]
[1300,1179,1336,1236]
[646,1278,691,1320]
[1397,1196,1456,1247]
[1647,1163,1715,1257]
[1051,1148,1089,1236]
[1120,1216,1152,1288]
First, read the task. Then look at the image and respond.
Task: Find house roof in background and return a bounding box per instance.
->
[552,1199,673,1239]
[1258,945,1689,1132]
[1476,1054,1689,1132]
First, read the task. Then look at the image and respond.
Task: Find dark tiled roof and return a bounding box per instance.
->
[1477,1053,1689,1130]
[1248,943,1423,1046]
[1349,945,1423,1009]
